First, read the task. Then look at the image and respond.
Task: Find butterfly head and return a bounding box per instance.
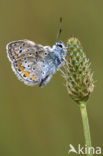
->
[56,41,65,49]
[53,41,66,58]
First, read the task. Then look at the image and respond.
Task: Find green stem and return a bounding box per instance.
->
[80,103,92,156]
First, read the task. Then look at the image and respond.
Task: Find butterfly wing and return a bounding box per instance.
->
[6,39,46,62]
[6,40,51,86]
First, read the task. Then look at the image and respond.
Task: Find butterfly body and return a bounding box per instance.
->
[6,40,66,87]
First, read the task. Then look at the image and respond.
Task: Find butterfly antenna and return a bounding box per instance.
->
[56,17,62,42]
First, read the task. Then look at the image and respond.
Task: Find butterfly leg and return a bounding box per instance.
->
[39,74,52,87]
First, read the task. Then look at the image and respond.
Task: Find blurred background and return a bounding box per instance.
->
[0,0,102,156]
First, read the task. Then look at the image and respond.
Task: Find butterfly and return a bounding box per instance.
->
[6,39,67,87]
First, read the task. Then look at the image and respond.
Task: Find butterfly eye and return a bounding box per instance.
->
[58,44,62,48]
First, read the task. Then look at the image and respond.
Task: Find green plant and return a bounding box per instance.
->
[63,37,94,156]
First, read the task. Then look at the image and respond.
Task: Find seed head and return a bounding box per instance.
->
[64,37,94,104]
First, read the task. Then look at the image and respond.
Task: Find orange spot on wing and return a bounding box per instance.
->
[17,60,21,67]
[32,75,37,81]
[20,66,24,71]
[17,63,20,67]
[24,72,29,77]
[20,54,24,58]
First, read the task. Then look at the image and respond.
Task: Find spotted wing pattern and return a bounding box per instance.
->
[6,40,51,86]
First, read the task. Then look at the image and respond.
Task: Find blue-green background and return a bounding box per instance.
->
[0,0,102,156]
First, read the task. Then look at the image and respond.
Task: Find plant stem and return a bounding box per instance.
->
[80,103,92,156]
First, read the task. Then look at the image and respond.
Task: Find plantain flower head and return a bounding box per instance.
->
[64,37,94,104]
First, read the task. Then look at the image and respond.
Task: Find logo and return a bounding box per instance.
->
[68,144,102,155]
